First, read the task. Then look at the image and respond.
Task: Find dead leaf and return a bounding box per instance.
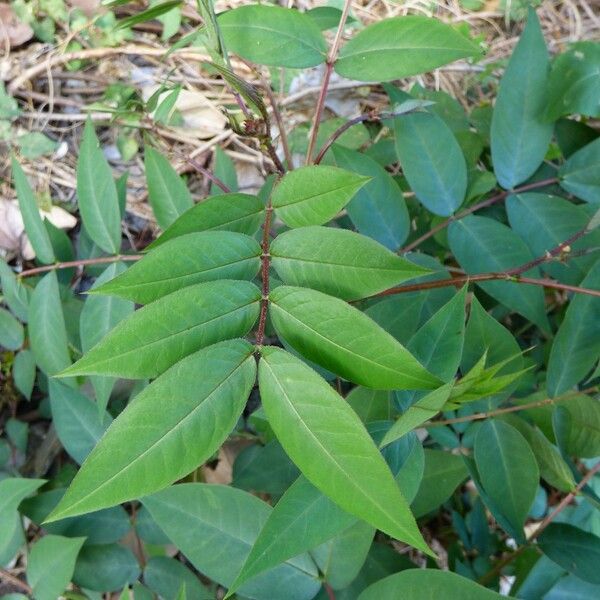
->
[0,3,34,48]
[67,0,102,17]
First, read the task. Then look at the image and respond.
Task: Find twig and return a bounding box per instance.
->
[374,273,600,299]
[18,255,142,279]
[0,567,33,595]
[425,388,597,428]
[186,156,231,193]
[305,0,353,164]
[400,178,559,253]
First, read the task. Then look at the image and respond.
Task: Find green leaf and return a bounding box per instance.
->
[270,227,428,301]
[559,137,600,204]
[313,520,374,589]
[11,157,55,264]
[12,350,36,400]
[211,146,238,195]
[328,144,410,250]
[0,477,45,552]
[269,286,440,390]
[538,523,600,584]
[27,535,85,600]
[358,569,503,600]
[29,272,72,377]
[144,146,194,229]
[218,5,326,68]
[116,0,182,30]
[73,544,140,592]
[547,259,600,396]
[490,9,553,189]
[474,420,539,535]
[0,307,24,350]
[148,193,264,249]
[144,556,211,600]
[94,232,261,304]
[347,387,393,423]
[335,16,481,82]
[47,340,256,521]
[229,476,356,594]
[80,263,134,413]
[500,415,575,492]
[507,193,598,284]
[144,484,321,600]
[272,166,370,228]
[49,380,112,465]
[545,42,600,121]
[448,216,550,331]
[258,347,431,555]
[407,287,466,381]
[76,119,122,254]
[380,384,454,447]
[58,280,261,378]
[0,260,30,322]
[410,449,468,517]
[556,395,600,458]
[394,111,467,216]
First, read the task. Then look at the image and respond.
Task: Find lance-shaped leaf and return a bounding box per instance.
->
[218,4,327,69]
[29,272,72,377]
[93,232,261,304]
[76,119,122,254]
[27,535,85,600]
[394,111,467,216]
[11,157,55,264]
[547,259,600,397]
[380,384,454,448]
[258,347,432,555]
[270,227,429,301]
[474,420,539,536]
[148,193,264,249]
[559,137,600,204]
[448,216,550,332]
[490,9,553,189]
[269,286,440,390]
[228,476,355,595]
[145,146,193,229]
[59,280,261,379]
[50,381,112,465]
[80,263,134,414]
[144,484,321,600]
[46,340,256,522]
[271,166,370,228]
[335,16,481,82]
[538,523,600,584]
[328,144,410,250]
[358,569,504,600]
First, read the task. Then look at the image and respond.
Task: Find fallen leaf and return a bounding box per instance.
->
[0,4,34,48]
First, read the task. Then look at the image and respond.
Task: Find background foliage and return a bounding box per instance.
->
[1,0,600,598]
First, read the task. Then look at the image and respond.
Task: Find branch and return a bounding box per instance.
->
[18,255,143,279]
[305,0,352,164]
[186,156,231,193]
[425,388,597,428]
[375,273,600,299]
[400,178,560,253]
[0,567,33,595]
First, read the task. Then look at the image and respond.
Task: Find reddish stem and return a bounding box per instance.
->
[18,254,142,279]
[255,203,274,347]
[400,177,559,253]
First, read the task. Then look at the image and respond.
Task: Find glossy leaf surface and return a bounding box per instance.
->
[47,340,256,521]
[335,16,481,82]
[94,232,261,304]
[271,227,428,301]
[259,347,431,555]
[269,286,440,390]
[59,280,260,378]
[272,166,370,228]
